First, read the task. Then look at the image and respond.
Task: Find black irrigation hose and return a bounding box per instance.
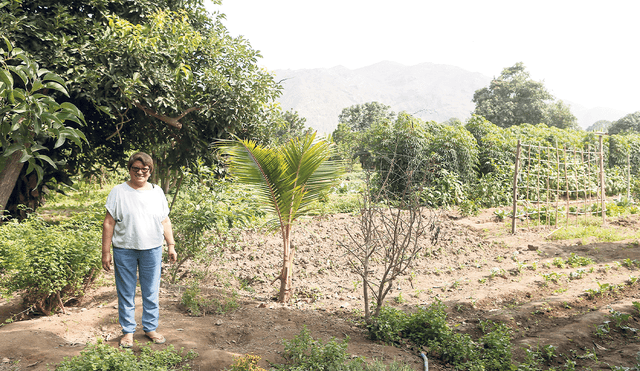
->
[420,352,428,371]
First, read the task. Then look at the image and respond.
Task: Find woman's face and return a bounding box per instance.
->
[129,160,151,186]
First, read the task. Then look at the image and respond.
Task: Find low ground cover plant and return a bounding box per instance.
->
[368,301,513,371]
[275,326,414,371]
[54,340,197,370]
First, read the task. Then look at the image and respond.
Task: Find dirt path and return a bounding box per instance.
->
[2,209,640,370]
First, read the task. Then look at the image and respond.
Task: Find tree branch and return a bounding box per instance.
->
[133,101,203,129]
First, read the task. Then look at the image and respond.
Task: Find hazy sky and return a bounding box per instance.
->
[206,0,638,114]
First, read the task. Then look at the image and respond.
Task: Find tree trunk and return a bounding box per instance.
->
[277,231,294,302]
[0,151,24,215]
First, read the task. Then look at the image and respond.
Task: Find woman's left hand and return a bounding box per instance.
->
[168,246,177,263]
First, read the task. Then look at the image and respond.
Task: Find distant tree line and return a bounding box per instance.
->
[332,63,640,211]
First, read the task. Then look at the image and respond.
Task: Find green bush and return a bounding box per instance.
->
[278,326,413,371]
[366,301,517,371]
[367,306,408,344]
[478,321,513,371]
[606,166,628,196]
[403,300,451,348]
[419,169,466,207]
[0,213,101,315]
[54,340,197,370]
[469,159,514,208]
[279,326,349,371]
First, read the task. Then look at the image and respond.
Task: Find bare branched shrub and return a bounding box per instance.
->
[340,162,442,323]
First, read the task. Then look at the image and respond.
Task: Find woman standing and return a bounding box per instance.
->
[101,152,177,348]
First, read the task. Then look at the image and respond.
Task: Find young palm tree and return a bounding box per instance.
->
[217,132,343,302]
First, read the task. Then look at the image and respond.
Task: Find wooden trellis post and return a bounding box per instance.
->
[600,135,606,225]
[511,140,521,234]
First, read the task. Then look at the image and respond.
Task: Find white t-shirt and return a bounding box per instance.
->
[105,182,170,250]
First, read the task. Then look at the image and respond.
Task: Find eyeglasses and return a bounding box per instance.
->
[131,166,150,174]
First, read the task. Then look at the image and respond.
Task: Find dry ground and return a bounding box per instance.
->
[1,208,640,370]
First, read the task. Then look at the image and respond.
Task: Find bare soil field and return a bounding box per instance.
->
[1,208,640,370]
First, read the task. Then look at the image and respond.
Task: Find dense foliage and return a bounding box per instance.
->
[332,105,640,212]
[55,340,197,370]
[0,0,282,215]
[472,63,577,129]
[277,326,414,371]
[0,209,102,315]
[0,39,87,217]
[369,302,514,371]
[609,111,640,135]
[338,102,396,132]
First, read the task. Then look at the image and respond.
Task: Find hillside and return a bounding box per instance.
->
[274,61,627,134]
[274,61,489,134]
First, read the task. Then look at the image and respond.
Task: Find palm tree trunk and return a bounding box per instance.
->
[278,229,294,302]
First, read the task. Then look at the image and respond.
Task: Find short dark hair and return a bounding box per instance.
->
[127,152,154,173]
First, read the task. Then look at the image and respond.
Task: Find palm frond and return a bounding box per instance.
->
[217,138,287,229]
[217,133,343,232]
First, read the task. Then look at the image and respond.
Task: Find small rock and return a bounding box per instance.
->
[81,308,87,312]
[258,303,267,308]
[527,244,538,251]
[215,319,223,326]
[2,358,10,363]
[340,302,350,308]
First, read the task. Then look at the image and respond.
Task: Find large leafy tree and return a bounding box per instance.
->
[0,0,281,214]
[217,133,342,302]
[473,62,577,129]
[360,112,478,204]
[333,102,395,171]
[0,40,86,217]
[338,102,396,132]
[608,111,640,135]
[258,106,312,147]
[586,119,612,133]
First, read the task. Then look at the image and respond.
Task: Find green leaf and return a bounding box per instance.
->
[1,35,12,52]
[3,143,22,157]
[35,154,57,168]
[54,134,67,149]
[0,70,14,103]
[0,69,13,88]
[25,158,34,174]
[42,72,66,86]
[19,150,32,163]
[60,102,86,125]
[8,66,28,86]
[30,80,44,93]
[40,112,63,126]
[30,144,47,152]
[43,81,69,97]
[12,88,25,102]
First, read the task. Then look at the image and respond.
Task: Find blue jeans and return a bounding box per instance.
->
[113,246,162,334]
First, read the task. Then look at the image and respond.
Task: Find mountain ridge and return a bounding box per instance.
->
[273,61,627,134]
